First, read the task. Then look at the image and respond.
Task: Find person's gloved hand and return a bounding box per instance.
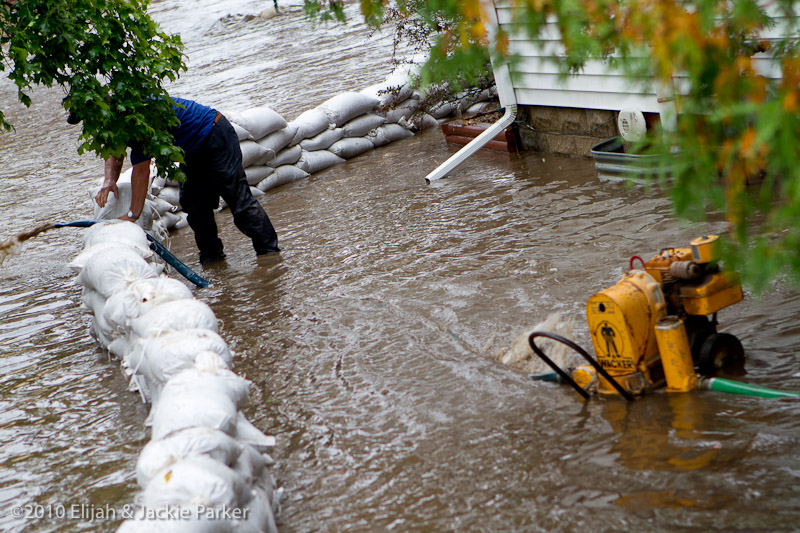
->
[95,180,119,208]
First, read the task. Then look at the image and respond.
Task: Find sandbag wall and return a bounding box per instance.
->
[148,65,497,221]
[70,220,280,532]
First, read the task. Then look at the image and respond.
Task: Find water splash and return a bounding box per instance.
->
[0,223,56,264]
[493,312,579,374]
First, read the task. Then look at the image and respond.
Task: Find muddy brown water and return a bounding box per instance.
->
[2,2,800,532]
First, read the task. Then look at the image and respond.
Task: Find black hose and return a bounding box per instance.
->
[528,331,636,402]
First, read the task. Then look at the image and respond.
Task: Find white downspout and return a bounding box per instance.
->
[424,0,519,183]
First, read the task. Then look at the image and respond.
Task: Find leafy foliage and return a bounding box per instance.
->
[319,0,800,290]
[1,0,187,180]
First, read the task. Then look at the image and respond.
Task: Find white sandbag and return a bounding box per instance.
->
[318,91,379,127]
[76,246,158,298]
[382,98,420,123]
[130,299,218,338]
[400,112,439,132]
[328,137,374,159]
[108,337,133,361]
[139,455,248,510]
[151,196,179,216]
[173,212,189,230]
[136,427,243,489]
[235,413,276,453]
[160,211,181,230]
[90,313,114,349]
[241,486,278,533]
[157,186,181,209]
[360,63,419,105]
[268,144,302,167]
[296,150,345,174]
[135,329,233,370]
[69,241,153,273]
[430,100,456,119]
[150,381,239,440]
[245,166,274,186]
[231,444,268,485]
[230,106,286,141]
[239,140,271,168]
[103,276,194,332]
[83,220,150,251]
[256,124,297,156]
[299,127,343,152]
[465,100,497,116]
[250,187,264,199]
[457,88,494,113]
[150,366,250,439]
[151,175,167,195]
[288,108,331,145]
[140,350,231,406]
[80,287,106,317]
[256,165,309,192]
[342,113,386,138]
[367,124,415,147]
[230,121,253,141]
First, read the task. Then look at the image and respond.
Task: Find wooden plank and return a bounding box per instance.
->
[441,123,515,142]
[444,135,517,152]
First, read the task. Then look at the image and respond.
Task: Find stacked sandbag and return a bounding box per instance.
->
[69,220,280,533]
[141,64,497,225]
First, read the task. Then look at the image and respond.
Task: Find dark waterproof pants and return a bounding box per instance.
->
[179,115,279,261]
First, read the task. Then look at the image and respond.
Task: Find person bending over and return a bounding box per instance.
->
[90,96,280,264]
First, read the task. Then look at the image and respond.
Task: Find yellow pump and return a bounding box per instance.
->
[548,236,745,398]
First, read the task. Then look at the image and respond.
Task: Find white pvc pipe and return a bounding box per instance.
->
[425,0,519,183]
[424,104,518,182]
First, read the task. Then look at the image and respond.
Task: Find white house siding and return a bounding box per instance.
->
[492,2,796,114]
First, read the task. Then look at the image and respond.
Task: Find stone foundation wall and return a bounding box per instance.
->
[516,105,619,157]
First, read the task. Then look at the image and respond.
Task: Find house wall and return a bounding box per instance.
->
[491,1,793,156]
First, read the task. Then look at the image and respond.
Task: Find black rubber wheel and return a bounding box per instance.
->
[697,333,745,376]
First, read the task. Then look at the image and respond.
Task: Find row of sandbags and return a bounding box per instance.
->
[70,220,280,532]
[147,63,497,220]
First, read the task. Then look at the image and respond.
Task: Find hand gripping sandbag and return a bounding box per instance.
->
[136,427,244,488]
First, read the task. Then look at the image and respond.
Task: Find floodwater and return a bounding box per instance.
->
[2,1,800,532]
